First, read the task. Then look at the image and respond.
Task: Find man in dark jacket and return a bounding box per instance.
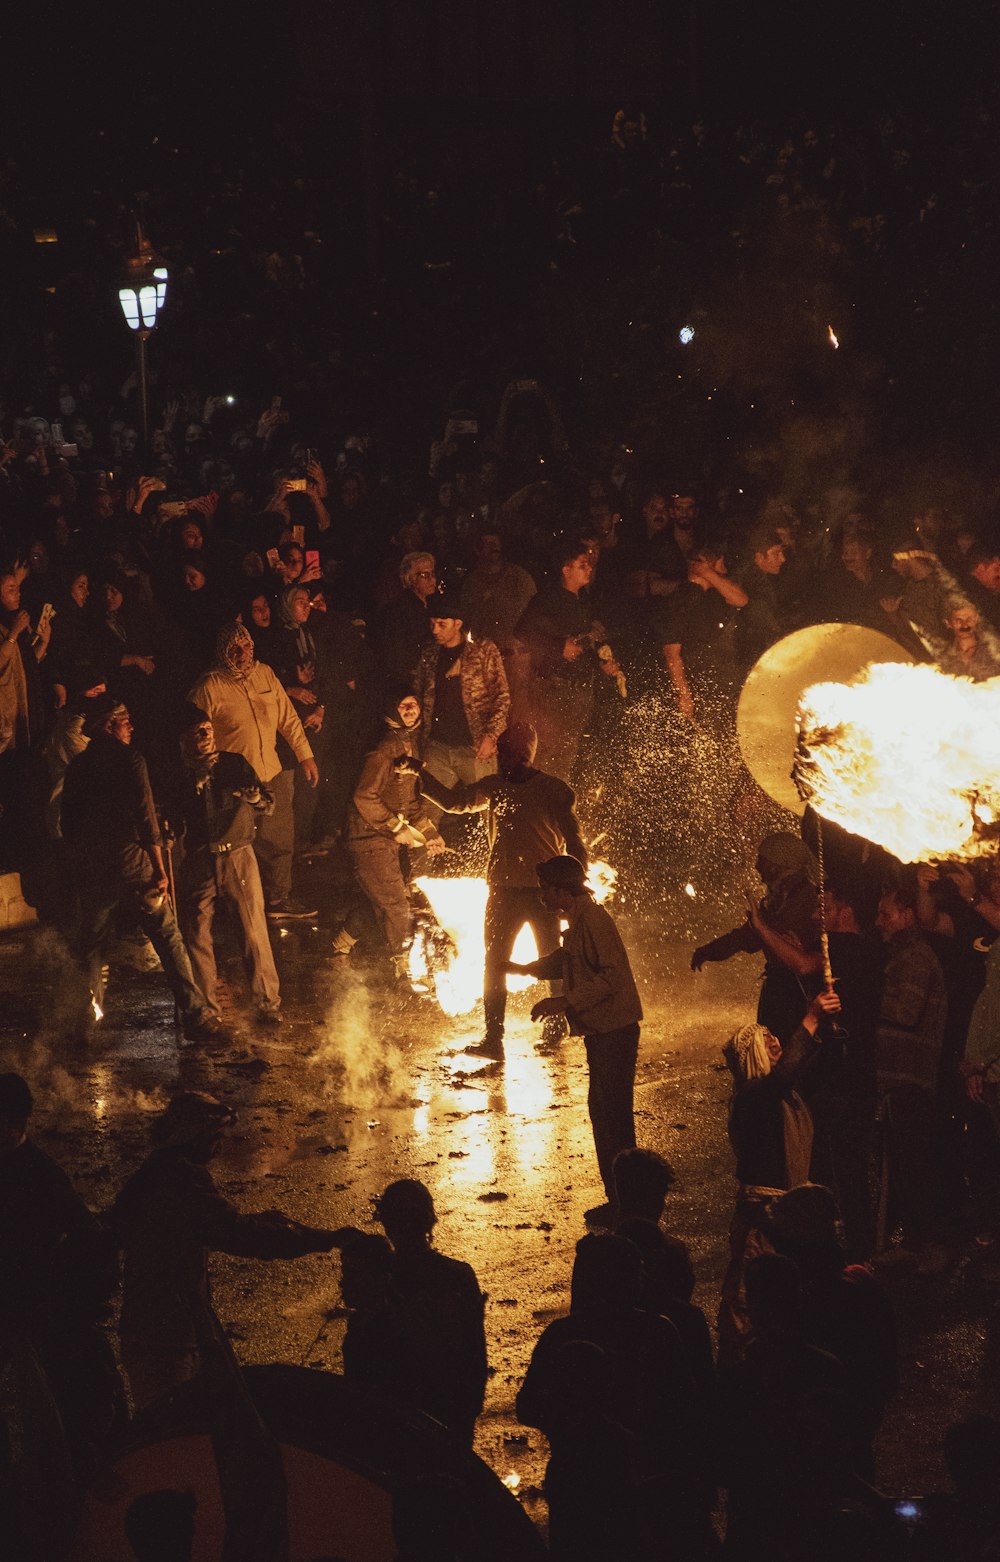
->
[409,720,586,1058]
[332,690,445,981]
[111,1091,339,1409]
[61,694,223,1042]
[167,704,281,1030]
[514,538,623,781]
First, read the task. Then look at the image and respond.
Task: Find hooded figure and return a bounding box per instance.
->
[693,831,819,1042]
[333,690,444,976]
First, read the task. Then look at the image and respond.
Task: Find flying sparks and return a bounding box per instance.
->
[796,662,1000,862]
[90,993,103,1023]
[684,882,697,899]
[827,324,840,349]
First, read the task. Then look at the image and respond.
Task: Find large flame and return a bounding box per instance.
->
[796,662,1000,862]
[409,861,618,1016]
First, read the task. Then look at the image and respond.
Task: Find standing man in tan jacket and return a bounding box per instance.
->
[507,854,643,1226]
[412,593,509,807]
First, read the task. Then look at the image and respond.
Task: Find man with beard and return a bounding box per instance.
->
[331,690,445,982]
[189,621,318,920]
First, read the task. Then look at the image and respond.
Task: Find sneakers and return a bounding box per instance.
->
[465,1035,504,1061]
[584,1202,618,1229]
[331,927,358,958]
[183,1014,237,1045]
[266,898,318,921]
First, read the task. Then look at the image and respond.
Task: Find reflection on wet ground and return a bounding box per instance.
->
[3,884,1000,1518]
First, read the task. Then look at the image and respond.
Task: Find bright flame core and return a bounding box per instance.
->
[827,324,840,349]
[409,861,618,1015]
[796,662,1000,862]
[91,993,103,1023]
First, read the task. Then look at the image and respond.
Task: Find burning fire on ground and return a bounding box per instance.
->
[796,662,1000,862]
[409,861,618,1015]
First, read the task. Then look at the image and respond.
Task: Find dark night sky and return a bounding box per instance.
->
[4,1,998,185]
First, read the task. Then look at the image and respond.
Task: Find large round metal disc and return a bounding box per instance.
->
[736,623,915,814]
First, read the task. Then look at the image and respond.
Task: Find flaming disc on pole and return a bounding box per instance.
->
[736,623,914,814]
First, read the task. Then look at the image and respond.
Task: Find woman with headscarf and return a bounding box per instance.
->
[718,989,840,1359]
[691,830,820,1042]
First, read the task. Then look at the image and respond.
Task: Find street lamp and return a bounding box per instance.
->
[118,220,168,449]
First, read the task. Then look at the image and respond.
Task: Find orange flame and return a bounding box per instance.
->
[409,861,618,1015]
[796,662,1000,862]
[827,324,840,349]
[91,993,104,1023]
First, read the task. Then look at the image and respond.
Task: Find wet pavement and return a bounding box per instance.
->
[4,852,1000,1528]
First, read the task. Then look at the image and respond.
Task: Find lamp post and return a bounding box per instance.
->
[118,220,168,450]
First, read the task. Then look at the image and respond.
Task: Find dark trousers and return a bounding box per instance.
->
[810,1090,877,1261]
[483,886,562,1039]
[77,879,208,1022]
[530,680,594,784]
[882,1082,940,1248]
[348,834,427,957]
[585,1023,640,1202]
[179,843,280,1015]
[254,768,295,906]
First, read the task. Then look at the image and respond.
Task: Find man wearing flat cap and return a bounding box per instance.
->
[507,855,643,1226]
[412,592,509,812]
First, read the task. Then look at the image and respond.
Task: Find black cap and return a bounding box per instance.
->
[428,590,464,622]
[536,855,587,890]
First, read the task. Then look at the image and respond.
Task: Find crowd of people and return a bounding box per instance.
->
[4,79,1000,1560]
[3,365,1000,1558]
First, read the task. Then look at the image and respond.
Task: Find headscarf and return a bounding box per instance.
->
[278,584,315,663]
[215,620,254,681]
[724,1023,776,1085]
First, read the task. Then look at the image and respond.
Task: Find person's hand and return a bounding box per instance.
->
[476,733,497,761]
[425,834,447,856]
[964,1066,985,1103]
[52,682,67,709]
[691,945,709,972]
[151,872,170,899]
[304,708,324,733]
[744,890,764,929]
[943,864,977,904]
[530,995,566,1022]
[599,654,622,678]
[202,396,227,423]
[187,492,219,519]
[504,960,530,976]
[161,398,180,432]
[289,685,318,705]
[9,609,31,639]
[687,558,717,587]
[915,863,939,891]
[124,654,155,676]
[265,477,293,516]
[232,785,262,805]
[256,407,282,441]
[562,637,584,661]
[130,475,166,514]
[307,460,328,496]
[880,595,903,615]
[300,758,319,788]
[810,989,842,1020]
[395,823,426,849]
[297,660,315,684]
[299,560,322,584]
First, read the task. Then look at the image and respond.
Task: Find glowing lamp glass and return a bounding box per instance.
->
[119,288,141,330]
[678,325,695,344]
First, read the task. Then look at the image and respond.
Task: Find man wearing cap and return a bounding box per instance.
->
[166,705,282,1030]
[406,720,587,1059]
[61,694,224,1043]
[112,1091,340,1409]
[412,592,509,807]
[189,621,319,922]
[507,856,643,1224]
